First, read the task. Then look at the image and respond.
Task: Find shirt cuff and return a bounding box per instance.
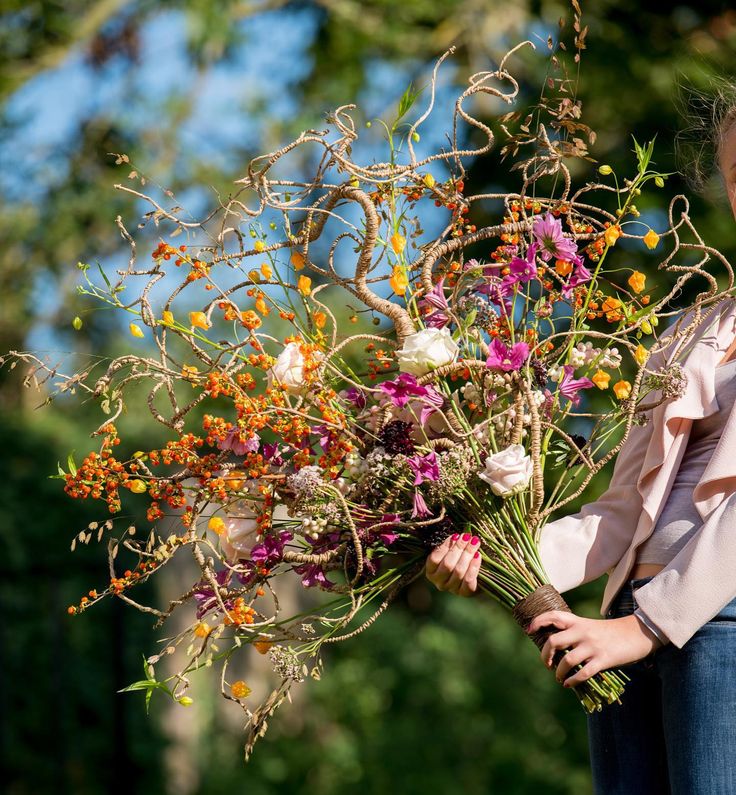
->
[633,606,669,646]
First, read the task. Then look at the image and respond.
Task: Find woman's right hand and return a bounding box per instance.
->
[425,532,482,597]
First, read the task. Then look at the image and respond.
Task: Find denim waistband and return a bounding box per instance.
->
[610,575,655,617]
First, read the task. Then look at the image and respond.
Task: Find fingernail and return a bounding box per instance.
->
[461,532,471,542]
[451,533,459,541]
[473,551,479,559]
[470,536,480,545]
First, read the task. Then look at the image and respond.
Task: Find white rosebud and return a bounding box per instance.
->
[395,327,459,376]
[268,342,307,393]
[478,444,533,497]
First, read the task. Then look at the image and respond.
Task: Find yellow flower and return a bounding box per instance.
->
[189,311,210,330]
[423,173,436,188]
[240,310,262,330]
[291,251,305,271]
[641,319,653,335]
[255,295,269,315]
[260,262,273,280]
[389,265,409,295]
[297,275,312,296]
[162,310,174,326]
[627,271,647,294]
[129,322,144,338]
[390,232,406,255]
[613,380,632,400]
[254,240,266,253]
[643,229,660,250]
[208,516,226,535]
[182,365,200,384]
[177,697,194,707]
[313,311,327,329]
[129,479,147,494]
[194,622,211,638]
[231,680,252,699]
[591,370,611,390]
[604,225,621,246]
[248,269,261,283]
[634,344,649,366]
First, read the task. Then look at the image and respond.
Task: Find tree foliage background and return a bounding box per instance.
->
[2,2,736,793]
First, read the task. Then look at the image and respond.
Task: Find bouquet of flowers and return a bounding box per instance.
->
[7,19,733,759]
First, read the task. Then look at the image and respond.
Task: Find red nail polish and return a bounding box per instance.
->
[470,536,480,545]
[451,533,459,541]
[461,532,471,542]
[473,551,479,559]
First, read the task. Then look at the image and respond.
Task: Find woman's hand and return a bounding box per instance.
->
[526,610,665,688]
[425,532,482,597]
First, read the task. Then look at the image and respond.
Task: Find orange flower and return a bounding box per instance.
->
[591,370,610,390]
[643,229,660,250]
[555,259,573,277]
[613,379,632,400]
[208,516,226,535]
[313,311,327,329]
[389,265,409,295]
[601,296,622,314]
[297,275,312,296]
[260,262,273,280]
[182,365,200,384]
[291,251,305,270]
[390,232,406,255]
[162,310,175,326]
[604,225,621,246]
[231,680,252,699]
[253,637,274,654]
[627,271,646,294]
[255,295,269,315]
[189,311,211,330]
[633,344,649,366]
[194,622,211,638]
[240,310,262,330]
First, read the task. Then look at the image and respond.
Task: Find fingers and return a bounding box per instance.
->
[563,659,602,688]
[527,610,574,635]
[555,644,591,682]
[444,537,481,594]
[458,551,482,597]
[425,533,481,593]
[539,628,581,668]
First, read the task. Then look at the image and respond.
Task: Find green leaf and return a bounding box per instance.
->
[67,452,77,477]
[57,461,65,476]
[97,263,112,291]
[396,82,422,122]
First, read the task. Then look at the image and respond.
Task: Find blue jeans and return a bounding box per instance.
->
[586,576,736,794]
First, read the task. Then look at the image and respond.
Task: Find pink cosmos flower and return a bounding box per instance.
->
[561,263,592,299]
[379,373,444,424]
[532,213,582,265]
[558,365,594,405]
[485,338,530,372]
[508,242,539,284]
[218,428,259,456]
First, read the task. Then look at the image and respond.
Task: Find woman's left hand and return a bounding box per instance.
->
[525,611,665,688]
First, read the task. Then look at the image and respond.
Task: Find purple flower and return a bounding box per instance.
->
[262,442,284,466]
[218,427,259,456]
[485,338,530,372]
[250,530,293,565]
[532,213,582,265]
[558,365,594,406]
[376,513,400,545]
[379,373,444,424]
[412,489,432,518]
[419,278,451,328]
[407,451,440,485]
[193,569,231,619]
[561,263,592,299]
[294,563,333,589]
[508,242,539,284]
[477,275,513,314]
[311,423,332,450]
[343,386,367,410]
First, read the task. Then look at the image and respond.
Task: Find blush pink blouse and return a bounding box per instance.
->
[537,296,736,648]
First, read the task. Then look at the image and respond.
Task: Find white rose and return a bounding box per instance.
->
[268,342,307,393]
[219,503,260,562]
[396,327,459,376]
[478,443,533,497]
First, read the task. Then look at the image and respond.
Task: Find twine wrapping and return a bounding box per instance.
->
[512,584,573,663]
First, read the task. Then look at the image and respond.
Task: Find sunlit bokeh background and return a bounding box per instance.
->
[3,3,736,793]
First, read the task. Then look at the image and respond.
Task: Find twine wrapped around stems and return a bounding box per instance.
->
[511,584,573,665]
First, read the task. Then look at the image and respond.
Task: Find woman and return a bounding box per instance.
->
[425,114,736,794]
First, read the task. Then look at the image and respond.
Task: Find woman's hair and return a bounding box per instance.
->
[675,75,736,193]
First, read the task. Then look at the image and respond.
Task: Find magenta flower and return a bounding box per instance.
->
[379,373,444,424]
[485,338,530,372]
[343,386,367,409]
[262,442,284,466]
[412,489,432,518]
[419,278,451,328]
[407,451,440,485]
[558,365,594,405]
[561,263,592,299]
[532,213,582,265]
[294,563,333,589]
[218,427,259,456]
[508,242,539,284]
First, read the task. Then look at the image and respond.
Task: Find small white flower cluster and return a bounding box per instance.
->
[300,515,329,540]
[548,344,623,380]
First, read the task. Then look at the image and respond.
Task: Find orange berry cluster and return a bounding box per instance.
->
[224,596,257,626]
[152,241,212,283]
